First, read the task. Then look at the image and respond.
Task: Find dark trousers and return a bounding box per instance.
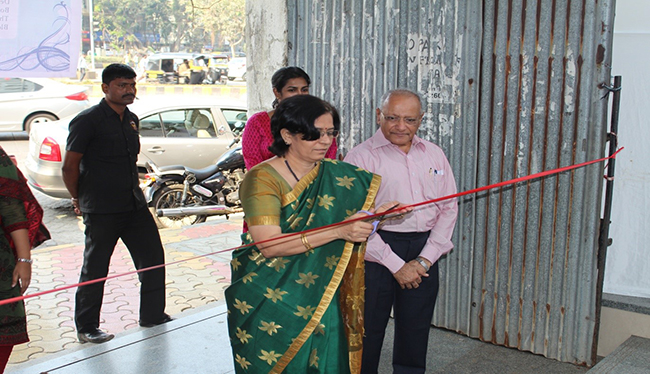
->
[75,207,166,332]
[362,230,439,374]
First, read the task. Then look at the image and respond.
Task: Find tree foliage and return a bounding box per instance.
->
[91,0,245,54]
[192,0,246,56]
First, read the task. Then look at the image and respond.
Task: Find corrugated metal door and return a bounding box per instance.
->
[287,0,615,366]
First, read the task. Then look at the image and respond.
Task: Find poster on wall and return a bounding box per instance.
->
[0,0,81,78]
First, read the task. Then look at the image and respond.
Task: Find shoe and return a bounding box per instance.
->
[139,313,174,328]
[77,328,115,344]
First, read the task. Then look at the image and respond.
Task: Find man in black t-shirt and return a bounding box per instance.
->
[62,64,171,344]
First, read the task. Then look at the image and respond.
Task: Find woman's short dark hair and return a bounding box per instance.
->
[271,66,311,108]
[269,95,340,157]
[102,63,136,84]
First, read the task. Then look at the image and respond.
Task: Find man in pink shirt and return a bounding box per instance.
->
[344,89,458,374]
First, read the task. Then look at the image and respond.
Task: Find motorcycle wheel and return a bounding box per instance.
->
[151,184,207,229]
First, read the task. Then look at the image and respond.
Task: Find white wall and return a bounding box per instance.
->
[603,0,650,297]
[245,0,288,114]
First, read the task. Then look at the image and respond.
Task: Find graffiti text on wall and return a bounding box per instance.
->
[407,33,461,105]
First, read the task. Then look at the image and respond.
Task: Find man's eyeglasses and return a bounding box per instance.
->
[380,111,420,126]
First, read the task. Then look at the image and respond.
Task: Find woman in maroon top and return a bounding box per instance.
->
[0,147,49,371]
[241,67,337,170]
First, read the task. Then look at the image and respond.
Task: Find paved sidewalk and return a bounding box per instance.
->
[5,215,243,371]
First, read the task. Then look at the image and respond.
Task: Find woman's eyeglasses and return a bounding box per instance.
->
[317,129,339,138]
[299,129,340,141]
[302,128,339,142]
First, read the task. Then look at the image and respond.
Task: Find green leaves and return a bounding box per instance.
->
[90,0,245,53]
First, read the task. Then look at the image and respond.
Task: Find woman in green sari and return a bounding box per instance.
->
[226,95,404,373]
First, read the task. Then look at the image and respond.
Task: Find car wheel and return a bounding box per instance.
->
[151,184,207,229]
[25,113,57,134]
[228,77,235,81]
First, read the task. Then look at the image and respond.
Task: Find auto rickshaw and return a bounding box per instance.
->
[145,53,208,84]
[206,54,229,84]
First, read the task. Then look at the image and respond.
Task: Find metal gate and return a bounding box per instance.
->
[287,0,615,366]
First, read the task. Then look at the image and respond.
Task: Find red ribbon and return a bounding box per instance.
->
[0,147,623,307]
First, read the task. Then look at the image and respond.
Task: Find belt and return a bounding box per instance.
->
[377,230,430,239]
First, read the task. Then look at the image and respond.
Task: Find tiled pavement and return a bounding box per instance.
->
[5,215,243,371]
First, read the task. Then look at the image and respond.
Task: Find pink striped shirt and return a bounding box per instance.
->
[344,130,458,274]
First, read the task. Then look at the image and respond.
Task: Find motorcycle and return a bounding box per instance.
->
[141,141,246,229]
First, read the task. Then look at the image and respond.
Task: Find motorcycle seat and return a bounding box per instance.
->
[156,164,220,180]
[184,164,221,180]
[158,164,187,172]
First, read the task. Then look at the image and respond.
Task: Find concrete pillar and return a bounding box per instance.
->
[245,0,288,114]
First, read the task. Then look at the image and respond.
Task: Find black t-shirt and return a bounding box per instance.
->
[66,99,146,213]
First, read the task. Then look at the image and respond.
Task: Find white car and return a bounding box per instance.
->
[0,78,90,133]
[24,96,248,198]
[227,57,247,81]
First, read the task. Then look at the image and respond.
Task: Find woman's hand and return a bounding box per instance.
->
[336,212,375,242]
[12,262,32,294]
[10,228,32,294]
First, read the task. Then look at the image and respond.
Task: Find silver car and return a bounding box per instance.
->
[24,96,248,198]
[0,78,91,133]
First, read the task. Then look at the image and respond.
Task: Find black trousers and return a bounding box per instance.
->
[75,207,166,332]
[362,230,439,374]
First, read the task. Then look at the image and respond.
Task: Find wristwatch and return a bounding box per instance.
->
[415,257,430,272]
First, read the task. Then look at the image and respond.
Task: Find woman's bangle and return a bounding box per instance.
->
[300,233,313,251]
[17,258,33,264]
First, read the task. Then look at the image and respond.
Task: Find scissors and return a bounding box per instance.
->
[358,203,404,235]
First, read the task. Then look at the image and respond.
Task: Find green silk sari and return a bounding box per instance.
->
[225,159,380,373]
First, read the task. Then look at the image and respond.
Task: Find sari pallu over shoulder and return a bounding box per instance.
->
[0,148,50,250]
[226,159,380,373]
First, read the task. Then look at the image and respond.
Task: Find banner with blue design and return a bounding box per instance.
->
[0,0,81,78]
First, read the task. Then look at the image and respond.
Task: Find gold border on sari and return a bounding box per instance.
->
[344,173,381,374]
[281,162,321,207]
[270,239,355,373]
[245,215,280,226]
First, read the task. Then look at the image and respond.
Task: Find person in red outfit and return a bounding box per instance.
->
[0,147,50,371]
[241,67,337,170]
